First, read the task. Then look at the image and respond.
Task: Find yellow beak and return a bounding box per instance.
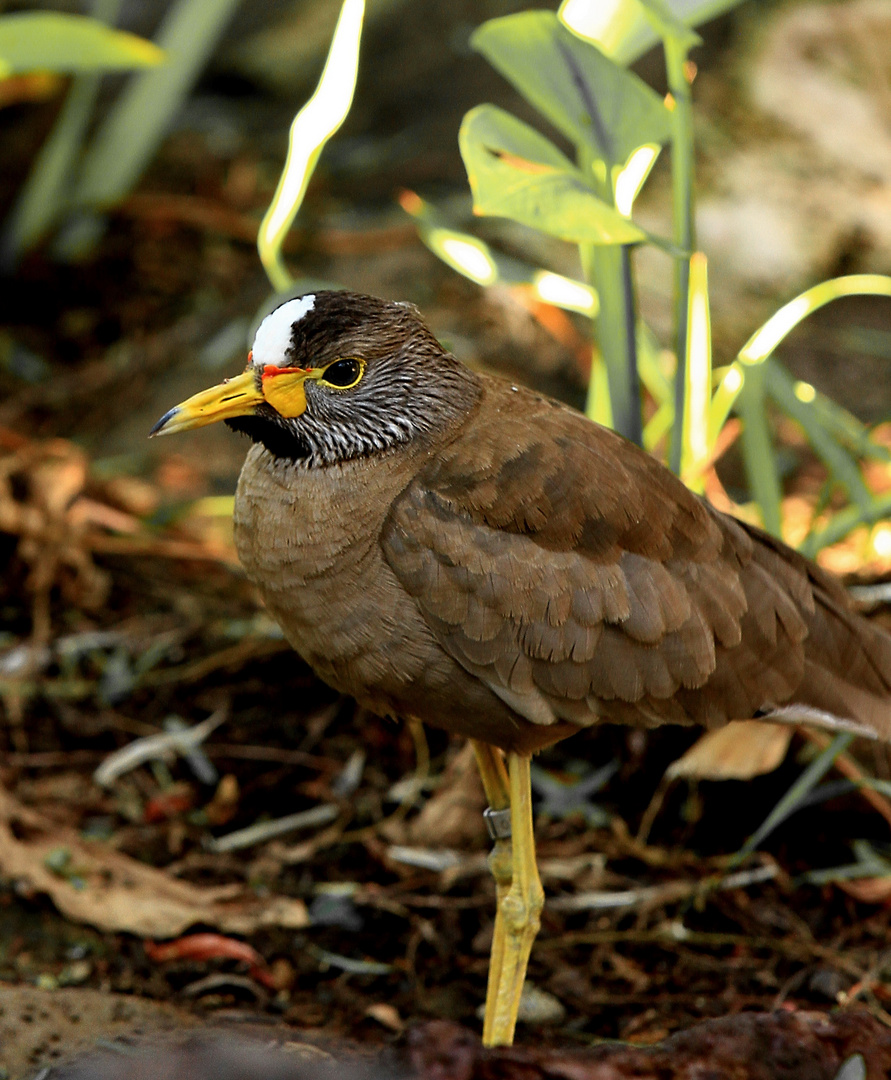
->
[150,365,318,437]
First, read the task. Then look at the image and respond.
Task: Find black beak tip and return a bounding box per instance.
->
[149,407,178,437]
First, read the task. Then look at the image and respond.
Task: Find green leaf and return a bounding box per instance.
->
[471,10,671,166]
[637,322,672,406]
[0,13,163,75]
[807,396,891,465]
[799,492,891,557]
[459,105,644,245]
[1,73,100,264]
[560,0,737,67]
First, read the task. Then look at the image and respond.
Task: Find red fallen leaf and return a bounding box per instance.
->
[145,933,276,989]
[143,785,195,823]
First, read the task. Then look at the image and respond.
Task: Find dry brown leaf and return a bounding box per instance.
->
[0,437,233,636]
[28,442,89,515]
[407,741,487,847]
[0,438,110,619]
[0,786,307,937]
[666,721,793,782]
[365,1002,403,1032]
[837,877,891,904]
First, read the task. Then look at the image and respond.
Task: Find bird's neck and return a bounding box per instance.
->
[227,357,483,468]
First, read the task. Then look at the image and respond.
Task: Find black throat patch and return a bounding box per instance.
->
[225,416,313,462]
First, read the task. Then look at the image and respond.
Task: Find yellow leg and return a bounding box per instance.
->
[471,740,512,1043]
[490,753,544,1046]
[471,743,544,1047]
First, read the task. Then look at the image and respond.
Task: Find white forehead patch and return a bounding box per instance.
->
[251,294,315,367]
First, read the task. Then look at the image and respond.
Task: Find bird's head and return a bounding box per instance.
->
[150,291,480,465]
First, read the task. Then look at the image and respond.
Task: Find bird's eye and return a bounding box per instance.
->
[320,358,363,389]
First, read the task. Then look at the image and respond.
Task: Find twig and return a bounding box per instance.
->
[141,638,290,687]
[93,710,226,787]
[207,803,340,853]
[5,749,107,768]
[547,863,779,912]
[204,743,338,768]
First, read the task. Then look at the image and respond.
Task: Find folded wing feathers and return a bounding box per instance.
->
[381,384,891,736]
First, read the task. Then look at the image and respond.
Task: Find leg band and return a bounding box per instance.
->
[483,805,512,840]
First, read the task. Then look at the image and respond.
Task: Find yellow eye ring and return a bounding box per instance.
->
[319,357,364,390]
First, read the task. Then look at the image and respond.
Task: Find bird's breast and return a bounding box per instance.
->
[232,444,440,710]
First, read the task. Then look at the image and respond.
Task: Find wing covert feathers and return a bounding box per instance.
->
[381,380,891,739]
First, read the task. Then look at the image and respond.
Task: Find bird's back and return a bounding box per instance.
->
[381,375,891,743]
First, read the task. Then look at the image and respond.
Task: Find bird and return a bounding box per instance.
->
[151,289,891,1047]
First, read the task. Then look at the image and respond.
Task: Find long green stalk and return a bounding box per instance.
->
[799,493,891,557]
[582,241,642,444]
[766,362,873,513]
[666,37,696,475]
[735,362,783,536]
[258,0,365,291]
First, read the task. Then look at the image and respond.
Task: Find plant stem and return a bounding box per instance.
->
[582,242,642,445]
[736,362,783,537]
[666,38,696,475]
[737,733,853,863]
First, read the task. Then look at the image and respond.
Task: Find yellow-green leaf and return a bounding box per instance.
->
[460,105,644,245]
[0,13,163,76]
[472,10,671,166]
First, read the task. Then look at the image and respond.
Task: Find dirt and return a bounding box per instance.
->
[0,984,201,1078]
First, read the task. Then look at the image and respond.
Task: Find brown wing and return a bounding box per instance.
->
[382,379,891,738]
[721,522,891,737]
